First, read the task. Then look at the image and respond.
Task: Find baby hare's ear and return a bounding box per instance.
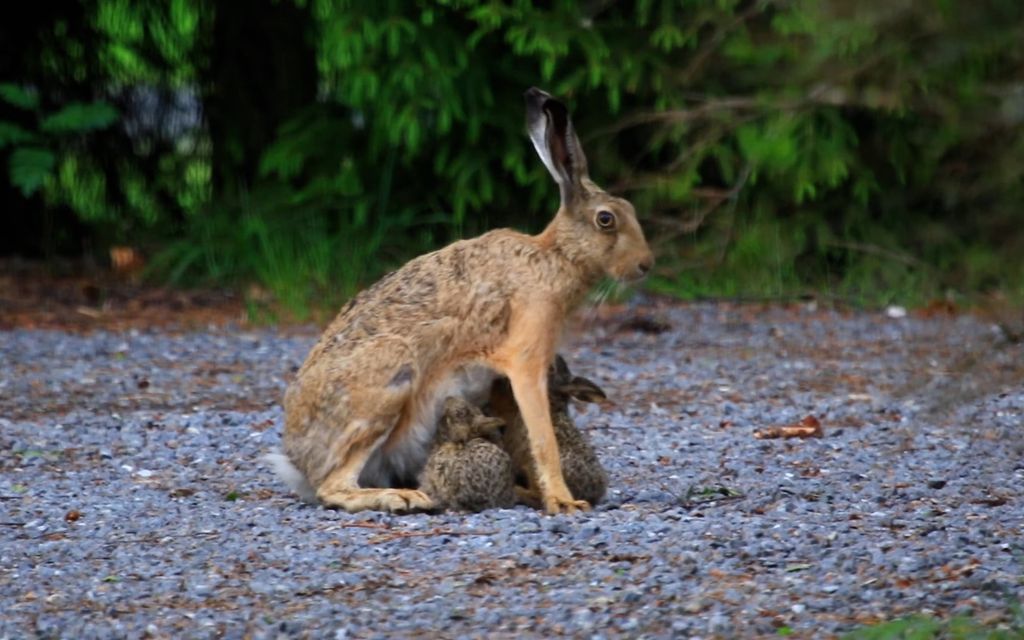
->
[524,87,590,205]
[473,416,506,440]
[551,354,571,380]
[561,376,608,404]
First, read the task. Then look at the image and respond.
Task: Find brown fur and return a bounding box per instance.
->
[418,397,515,512]
[490,355,609,507]
[278,87,652,514]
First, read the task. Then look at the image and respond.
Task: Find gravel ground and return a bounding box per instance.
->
[2,300,1022,639]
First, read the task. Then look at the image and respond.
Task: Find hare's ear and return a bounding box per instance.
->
[524,87,589,205]
[561,376,607,404]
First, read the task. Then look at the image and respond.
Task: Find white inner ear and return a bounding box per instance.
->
[528,114,565,186]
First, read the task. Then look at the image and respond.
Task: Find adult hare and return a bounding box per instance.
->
[273,87,652,514]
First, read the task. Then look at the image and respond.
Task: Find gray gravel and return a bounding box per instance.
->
[2,301,1022,639]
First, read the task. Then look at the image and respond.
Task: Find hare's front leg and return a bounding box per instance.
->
[315,413,435,513]
[492,305,589,514]
[507,370,590,514]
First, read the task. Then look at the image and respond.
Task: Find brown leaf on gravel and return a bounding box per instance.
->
[64,510,81,522]
[754,415,823,439]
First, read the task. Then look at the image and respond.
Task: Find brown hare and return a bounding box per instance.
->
[272,87,652,514]
[490,354,609,508]
[418,397,516,512]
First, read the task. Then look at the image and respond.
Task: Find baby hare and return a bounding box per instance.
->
[274,87,652,514]
[418,397,516,512]
[490,355,609,507]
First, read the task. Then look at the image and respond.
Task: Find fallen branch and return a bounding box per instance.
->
[319,521,392,532]
[368,528,497,544]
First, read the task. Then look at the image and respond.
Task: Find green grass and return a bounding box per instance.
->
[147,192,1024,320]
[647,217,1024,310]
[844,610,1024,640]
[148,189,448,322]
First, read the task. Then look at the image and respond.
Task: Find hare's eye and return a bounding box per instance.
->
[595,210,616,231]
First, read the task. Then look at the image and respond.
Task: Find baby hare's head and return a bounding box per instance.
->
[438,397,505,445]
[525,87,654,283]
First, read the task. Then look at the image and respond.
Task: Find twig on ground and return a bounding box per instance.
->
[368,528,498,544]
[319,521,393,532]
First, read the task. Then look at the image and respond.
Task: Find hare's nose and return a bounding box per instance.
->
[637,255,654,277]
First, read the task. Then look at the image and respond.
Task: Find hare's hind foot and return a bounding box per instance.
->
[318,487,435,513]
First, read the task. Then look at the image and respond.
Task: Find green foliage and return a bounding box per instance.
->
[40,102,119,134]
[0,84,119,196]
[4,0,1023,308]
[150,180,442,318]
[844,612,1024,640]
[9,148,56,196]
[0,84,40,110]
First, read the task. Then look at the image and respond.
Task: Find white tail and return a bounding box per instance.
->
[264,450,317,503]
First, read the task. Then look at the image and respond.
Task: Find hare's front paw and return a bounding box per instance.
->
[543,493,591,515]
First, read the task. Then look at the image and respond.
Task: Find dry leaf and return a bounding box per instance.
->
[754,415,824,439]
[109,246,145,274]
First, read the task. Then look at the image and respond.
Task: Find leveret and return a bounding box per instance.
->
[270,87,653,514]
[418,396,516,513]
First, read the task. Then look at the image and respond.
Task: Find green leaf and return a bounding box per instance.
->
[0,122,36,148]
[40,102,119,134]
[9,147,56,196]
[0,83,38,110]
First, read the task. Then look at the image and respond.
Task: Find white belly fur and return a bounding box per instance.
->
[358,363,498,487]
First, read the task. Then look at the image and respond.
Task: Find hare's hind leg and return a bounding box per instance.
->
[316,415,435,513]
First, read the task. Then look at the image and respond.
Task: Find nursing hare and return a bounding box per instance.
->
[418,397,516,512]
[490,354,609,507]
[272,87,652,514]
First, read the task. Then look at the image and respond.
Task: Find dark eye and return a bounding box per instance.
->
[595,210,616,230]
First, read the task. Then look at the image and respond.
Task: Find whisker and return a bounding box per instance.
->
[581,279,614,328]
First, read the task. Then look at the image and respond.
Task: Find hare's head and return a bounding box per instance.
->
[525,87,654,283]
[438,397,504,445]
